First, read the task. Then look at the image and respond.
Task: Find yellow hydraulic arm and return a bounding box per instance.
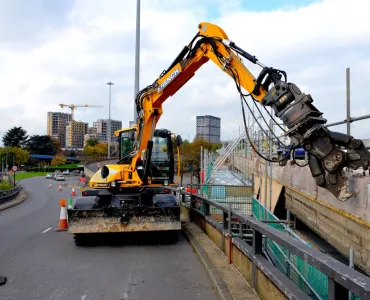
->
[130,22,370,201]
[133,22,266,174]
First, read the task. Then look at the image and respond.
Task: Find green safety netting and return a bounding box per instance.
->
[252,197,361,300]
[197,152,360,299]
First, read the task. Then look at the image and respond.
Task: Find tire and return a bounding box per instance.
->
[73,234,97,247]
[74,234,86,247]
[166,231,179,244]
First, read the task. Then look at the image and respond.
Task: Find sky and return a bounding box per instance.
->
[0,0,370,146]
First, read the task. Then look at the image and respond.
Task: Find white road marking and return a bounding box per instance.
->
[42,227,52,234]
[81,295,87,300]
[123,293,128,298]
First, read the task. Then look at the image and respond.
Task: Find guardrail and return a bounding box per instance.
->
[0,186,20,205]
[176,189,370,300]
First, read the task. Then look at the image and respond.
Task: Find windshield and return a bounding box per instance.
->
[151,136,171,181]
[119,130,135,160]
[152,136,170,162]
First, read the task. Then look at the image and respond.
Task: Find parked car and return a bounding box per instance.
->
[70,170,80,176]
[52,171,61,179]
[62,170,70,175]
[55,175,65,181]
[45,173,53,179]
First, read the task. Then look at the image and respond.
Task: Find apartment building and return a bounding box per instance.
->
[46,112,72,147]
[196,115,221,144]
[66,121,88,149]
[95,119,122,144]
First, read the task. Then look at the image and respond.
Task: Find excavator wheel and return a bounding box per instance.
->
[74,234,86,247]
[74,234,98,247]
[165,230,179,244]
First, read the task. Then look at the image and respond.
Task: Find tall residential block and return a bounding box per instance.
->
[47,112,72,147]
[66,120,88,149]
[196,115,221,144]
[95,119,122,144]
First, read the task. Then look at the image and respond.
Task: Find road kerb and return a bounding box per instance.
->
[182,224,234,300]
[0,190,28,212]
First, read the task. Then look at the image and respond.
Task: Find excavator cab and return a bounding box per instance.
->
[116,127,180,185]
[118,128,135,161]
[150,129,175,185]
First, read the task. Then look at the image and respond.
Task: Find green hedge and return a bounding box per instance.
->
[0,182,13,191]
[26,166,83,172]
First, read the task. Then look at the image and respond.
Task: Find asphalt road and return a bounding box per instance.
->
[0,176,217,300]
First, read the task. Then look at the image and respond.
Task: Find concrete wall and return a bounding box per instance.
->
[84,165,96,180]
[232,154,370,274]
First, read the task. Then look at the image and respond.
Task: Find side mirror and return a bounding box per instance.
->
[176,135,183,147]
[101,165,110,179]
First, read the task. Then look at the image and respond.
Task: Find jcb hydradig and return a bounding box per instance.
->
[69,21,370,245]
[68,126,182,245]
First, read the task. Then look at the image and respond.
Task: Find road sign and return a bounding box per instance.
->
[12,166,17,172]
[97,162,101,169]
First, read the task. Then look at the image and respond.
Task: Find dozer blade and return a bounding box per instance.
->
[67,207,181,234]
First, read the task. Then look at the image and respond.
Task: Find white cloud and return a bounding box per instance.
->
[0,0,370,146]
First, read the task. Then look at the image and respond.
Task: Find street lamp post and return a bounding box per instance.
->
[133,0,140,122]
[106,82,114,159]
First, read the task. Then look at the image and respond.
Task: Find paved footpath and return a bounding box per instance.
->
[0,176,217,300]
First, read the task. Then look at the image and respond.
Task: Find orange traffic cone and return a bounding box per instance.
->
[48,184,52,189]
[56,199,68,231]
[71,186,76,196]
[58,184,62,192]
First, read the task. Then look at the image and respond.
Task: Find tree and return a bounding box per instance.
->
[86,138,99,147]
[212,143,222,152]
[0,147,29,166]
[2,127,28,148]
[51,155,66,166]
[95,143,108,155]
[69,150,77,157]
[52,139,62,152]
[83,143,108,159]
[26,135,57,155]
[179,137,212,183]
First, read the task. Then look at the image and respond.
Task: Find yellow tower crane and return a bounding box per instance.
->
[59,104,103,121]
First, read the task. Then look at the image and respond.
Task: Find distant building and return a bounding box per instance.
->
[47,112,72,147]
[66,121,88,149]
[129,121,136,127]
[84,127,98,146]
[84,133,98,146]
[87,126,97,135]
[196,115,221,144]
[95,119,122,144]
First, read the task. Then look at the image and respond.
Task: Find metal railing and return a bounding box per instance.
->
[0,186,20,204]
[185,184,253,215]
[253,197,326,299]
[176,189,370,300]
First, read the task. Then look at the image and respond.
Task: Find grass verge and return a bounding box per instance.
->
[15,172,49,180]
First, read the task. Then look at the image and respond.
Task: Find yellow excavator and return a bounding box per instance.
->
[68,126,182,245]
[68,22,370,245]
